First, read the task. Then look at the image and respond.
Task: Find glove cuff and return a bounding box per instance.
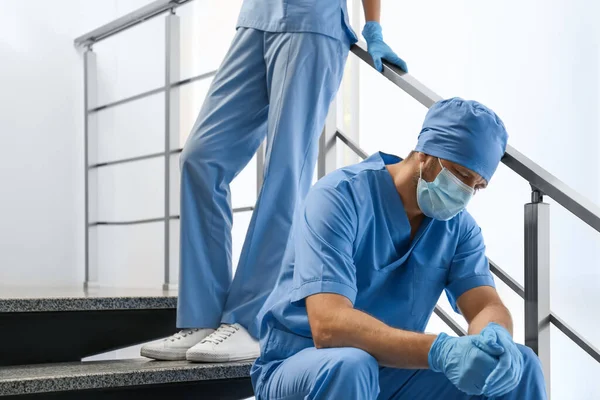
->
[428,333,449,372]
[362,21,383,42]
[485,322,511,339]
[486,322,506,331]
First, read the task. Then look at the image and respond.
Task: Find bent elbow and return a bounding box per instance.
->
[311,318,336,349]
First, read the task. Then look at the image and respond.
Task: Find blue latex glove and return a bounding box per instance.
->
[429,333,503,395]
[362,21,408,73]
[480,323,524,397]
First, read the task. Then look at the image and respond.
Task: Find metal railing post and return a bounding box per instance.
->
[163,9,180,291]
[84,47,99,290]
[341,0,361,167]
[318,99,338,178]
[257,142,265,196]
[524,189,551,397]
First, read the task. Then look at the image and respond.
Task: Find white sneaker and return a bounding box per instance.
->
[186,323,260,362]
[140,328,215,361]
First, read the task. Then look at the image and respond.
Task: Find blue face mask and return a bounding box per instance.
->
[417,159,474,221]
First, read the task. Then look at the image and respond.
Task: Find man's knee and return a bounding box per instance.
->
[518,345,541,370]
[321,348,379,391]
[516,345,547,388]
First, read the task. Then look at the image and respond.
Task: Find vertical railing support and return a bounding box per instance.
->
[341,0,361,167]
[84,47,98,290]
[257,142,265,197]
[163,9,180,291]
[524,188,551,397]
[318,99,338,178]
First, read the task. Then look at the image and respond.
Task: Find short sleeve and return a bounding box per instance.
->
[290,186,358,305]
[445,215,495,313]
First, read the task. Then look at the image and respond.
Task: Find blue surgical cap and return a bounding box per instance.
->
[415,97,508,183]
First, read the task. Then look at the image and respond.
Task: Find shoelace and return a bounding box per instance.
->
[201,324,240,345]
[169,328,199,342]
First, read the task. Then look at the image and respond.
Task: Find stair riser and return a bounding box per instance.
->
[0,378,254,399]
[0,309,175,366]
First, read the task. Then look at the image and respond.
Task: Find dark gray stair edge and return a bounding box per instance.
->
[0,297,177,313]
[0,361,253,396]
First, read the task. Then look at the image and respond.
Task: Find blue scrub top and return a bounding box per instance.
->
[252,152,495,382]
[237,0,358,43]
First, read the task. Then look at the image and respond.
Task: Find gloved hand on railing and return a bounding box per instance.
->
[362,21,408,73]
[480,323,524,397]
[429,332,503,395]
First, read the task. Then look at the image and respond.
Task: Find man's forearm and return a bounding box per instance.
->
[467,302,513,335]
[315,306,436,369]
[361,0,381,22]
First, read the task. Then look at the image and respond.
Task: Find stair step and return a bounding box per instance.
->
[0,286,176,313]
[0,359,254,398]
[0,287,178,366]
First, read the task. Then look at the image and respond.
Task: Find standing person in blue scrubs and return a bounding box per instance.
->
[141,0,407,362]
[251,98,548,399]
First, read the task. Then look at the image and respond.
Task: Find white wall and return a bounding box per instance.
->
[354,0,600,397]
[0,0,252,288]
[0,0,160,286]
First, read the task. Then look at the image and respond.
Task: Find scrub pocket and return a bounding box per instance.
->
[411,263,448,317]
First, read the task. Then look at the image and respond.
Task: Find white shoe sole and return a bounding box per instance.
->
[186,350,259,363]
[140,346,188,361]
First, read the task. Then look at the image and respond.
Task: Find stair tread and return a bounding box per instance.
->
[0,287,177,312]
[0,359,253,396]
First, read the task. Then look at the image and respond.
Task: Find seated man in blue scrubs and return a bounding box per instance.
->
[251,98,547,399]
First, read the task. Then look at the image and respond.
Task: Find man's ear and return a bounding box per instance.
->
[419,153,439,176]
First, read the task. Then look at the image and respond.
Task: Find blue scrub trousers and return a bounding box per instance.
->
[177,28,350,332]
[254,345,547,399]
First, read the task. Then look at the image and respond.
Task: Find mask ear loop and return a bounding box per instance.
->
[419,162,424,180]
[438,158,444,170]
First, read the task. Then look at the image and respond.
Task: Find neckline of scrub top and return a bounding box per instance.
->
[377,151,433,270]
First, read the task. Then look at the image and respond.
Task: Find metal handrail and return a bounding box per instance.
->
[550,313,600,364]
[489,260,525,298]
[90,207,255,227]
[74,0,192,47]
[350,42,600,235]
[434,307,466,337]
[89,70,217,113]
[89,148,183,169]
